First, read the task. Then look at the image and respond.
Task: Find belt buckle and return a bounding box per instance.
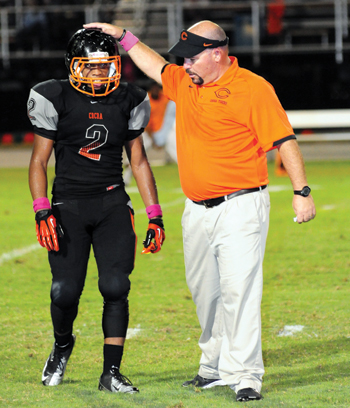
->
[203,200,212,209]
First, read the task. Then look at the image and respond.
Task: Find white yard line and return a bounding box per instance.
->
[134,196,185,215]
[278,325,305,337]
[126,324,142,339]
[269,184,321,192]
[126,187,183,194]
[0,243,41,265]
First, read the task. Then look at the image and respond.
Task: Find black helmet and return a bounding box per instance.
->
[65,28,121,97]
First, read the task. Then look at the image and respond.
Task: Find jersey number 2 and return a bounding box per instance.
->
[79,124,108,161]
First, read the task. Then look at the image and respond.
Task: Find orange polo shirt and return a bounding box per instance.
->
[161,57,295,201]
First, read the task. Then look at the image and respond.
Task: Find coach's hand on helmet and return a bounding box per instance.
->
[142,218,165,254]
[35,209,64,252]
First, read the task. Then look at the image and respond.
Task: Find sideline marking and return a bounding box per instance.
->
[0,243,41,266]
[321,204,335,210]
[126,187,183,194]
[268,185,290,192]
[269,184,321,192]
[278,325,304,337]
[126,324,142,339]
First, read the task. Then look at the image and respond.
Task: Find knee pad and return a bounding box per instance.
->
[50,279,81,310]
[99,273,130,302]
[100,274,130,338]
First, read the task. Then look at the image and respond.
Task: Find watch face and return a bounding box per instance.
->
[301,186,311,197]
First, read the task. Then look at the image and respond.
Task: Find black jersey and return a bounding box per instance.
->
[27,79,150,198]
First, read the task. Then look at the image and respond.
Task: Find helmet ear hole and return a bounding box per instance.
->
[65,28,121,97]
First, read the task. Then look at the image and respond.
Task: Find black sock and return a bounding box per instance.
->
[103,344,124,374]
[54,331,73,349]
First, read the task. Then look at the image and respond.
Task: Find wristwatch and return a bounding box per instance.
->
[294,186,311,197]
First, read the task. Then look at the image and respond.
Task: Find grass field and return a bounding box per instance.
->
[1,160,350,407]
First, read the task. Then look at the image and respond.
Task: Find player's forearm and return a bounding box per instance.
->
[132,161,160,207]
[29,134,54,200]
[278,139,309,190]
[29,159,49,201]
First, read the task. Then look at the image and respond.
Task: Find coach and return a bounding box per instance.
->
[84,20,316,402]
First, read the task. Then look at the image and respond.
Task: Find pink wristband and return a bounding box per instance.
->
[33,197,51,213]
[146,204,162,219]
[119,31,139,52]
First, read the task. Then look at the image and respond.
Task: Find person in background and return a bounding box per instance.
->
[146,82,177,164]
[27,28,165,394]
[124,81,177,185]
[83,19,316,402]
[145,81,170,137]
[16,0,49,51]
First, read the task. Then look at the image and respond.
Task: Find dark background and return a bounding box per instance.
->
[2,0,350,135]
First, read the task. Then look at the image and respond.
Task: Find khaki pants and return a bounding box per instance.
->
[181,188,270,392]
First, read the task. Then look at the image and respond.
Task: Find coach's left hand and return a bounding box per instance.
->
[142,218,165,254]
[293,195,316,223]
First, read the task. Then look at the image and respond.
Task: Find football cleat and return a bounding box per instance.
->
[98,366,139,394]
[42,334,76,386]
[236,388,263,402]
[182,374,226,389]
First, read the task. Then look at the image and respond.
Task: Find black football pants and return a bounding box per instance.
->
[48,188,136,339]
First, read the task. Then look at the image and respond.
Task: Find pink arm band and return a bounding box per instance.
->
[119,31,139,52]
[33,197,51,213]
[146,204,162,219]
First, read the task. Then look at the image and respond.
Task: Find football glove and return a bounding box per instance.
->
[35,209,64,252]
[142,218,165,254]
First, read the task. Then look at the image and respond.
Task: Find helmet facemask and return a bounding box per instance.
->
[69,52,121,97]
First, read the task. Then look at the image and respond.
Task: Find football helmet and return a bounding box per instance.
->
[65,28,121,97]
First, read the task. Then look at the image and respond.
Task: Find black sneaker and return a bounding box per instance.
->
[98,366,139,394]
[182,374,226,389]
[236,388,263,402]
[42,334,76,386]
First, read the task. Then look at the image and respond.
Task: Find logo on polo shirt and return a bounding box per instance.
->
[215,88,231,99]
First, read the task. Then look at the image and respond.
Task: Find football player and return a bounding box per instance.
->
[28,28,165,393]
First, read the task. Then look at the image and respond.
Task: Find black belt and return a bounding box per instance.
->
[193,185,267,209]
